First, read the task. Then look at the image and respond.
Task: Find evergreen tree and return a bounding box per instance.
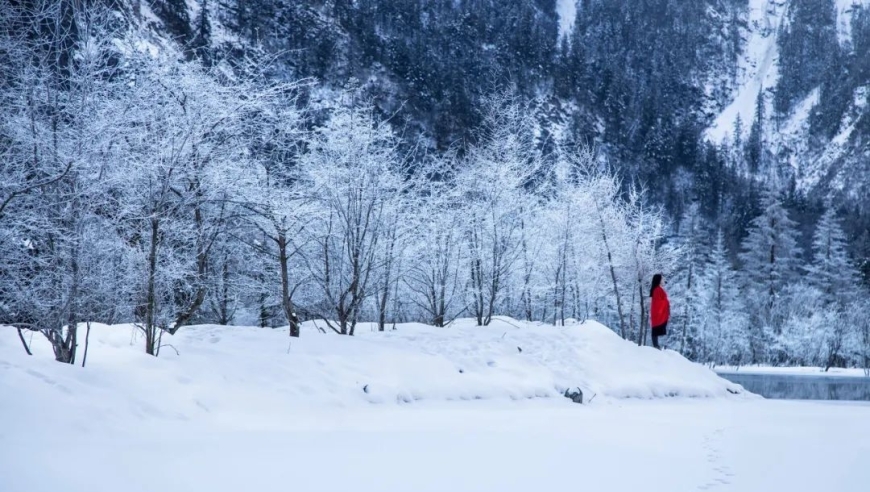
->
[732,114,744,150]
[774,0,839,114]
[808,203,858,305]
[154,0,193,44]
[705,230,750,366]
[193,0,212,64]
[738,186,801,360]
[670,204,708,359]
[745,90,764,174]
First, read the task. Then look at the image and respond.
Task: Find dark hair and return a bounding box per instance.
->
[649,273,663,297]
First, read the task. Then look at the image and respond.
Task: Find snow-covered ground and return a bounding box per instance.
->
[3,398,869,492]
[2,319,869,491]
[0,318,746,419]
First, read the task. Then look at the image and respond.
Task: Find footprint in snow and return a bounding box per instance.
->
[26,369,74,395]
[698,427,734,490]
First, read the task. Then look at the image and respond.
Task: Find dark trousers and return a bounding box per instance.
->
[651,322,668,349]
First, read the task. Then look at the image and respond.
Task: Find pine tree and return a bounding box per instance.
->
[670,205,708,359]
[774,0,839,114]
[745,89,764,174]
[193,0,212,64]
[738,186,801,360]
[154,0,193,43]
[808,203,858,306]
[732,114,744,150]
[705,230,749,365]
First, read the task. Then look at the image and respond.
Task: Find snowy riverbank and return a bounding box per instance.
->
[716,365,870,378]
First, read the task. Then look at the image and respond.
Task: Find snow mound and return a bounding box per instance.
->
[0,318,747,430]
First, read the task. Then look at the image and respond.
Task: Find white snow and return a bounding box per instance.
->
[776,87,820,176]
[794,85,867,190]
[0,318,746,426]
[3,320,870,491]
[2,397,869,491]
[707,0,869,142]
[556,0,577,40]
[717,365,870,378]
[706,0,788,144]
[781,87,820,137]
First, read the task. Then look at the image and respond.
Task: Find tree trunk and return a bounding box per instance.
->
[167,197,209,335]
[145,217,159,356]
[680,262,693,354]
[637,282,647,346]
[378,288,388,332]
[472,256,484,326]
[278,232,299,337]
[17,328,32,356]
[435,272,446,327]
[596,204,627,338]
[606,248,626,337]
[377,229,396,332]
[81,321,92,367]
[520,217,533,322]
[218,259,231,325]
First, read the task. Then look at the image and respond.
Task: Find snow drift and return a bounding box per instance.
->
[0,318,747,431]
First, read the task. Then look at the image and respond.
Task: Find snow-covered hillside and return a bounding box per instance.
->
[706,0,787,145]
[0,318,746,433]
[836,0,870,45]
[705,0,870,195]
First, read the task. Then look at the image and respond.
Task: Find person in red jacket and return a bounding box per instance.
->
[649,273,670,349]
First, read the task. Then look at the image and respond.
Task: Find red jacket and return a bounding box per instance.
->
[650,286,670,328]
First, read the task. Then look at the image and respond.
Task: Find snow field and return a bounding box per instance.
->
[5,319,870,492]
[3,397,869,492]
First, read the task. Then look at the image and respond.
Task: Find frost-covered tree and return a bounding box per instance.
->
[297,99,407,335]
[404,158,465,327]
[535,147,599,326]
[745,90,765,174]
[807,203,859,306]
[626,188,675,347]
[455,96,542,326]
[669,205,708,357]
[236,91,309,335]
[783,203,862,369]
[738,186,801,361]
[0,1,130,363]
[703,231,750,366]
[102,47,278,355]
[848,298,870,375]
